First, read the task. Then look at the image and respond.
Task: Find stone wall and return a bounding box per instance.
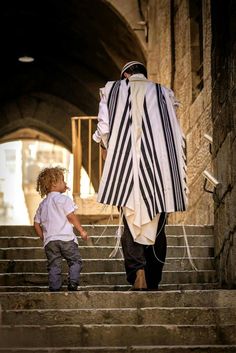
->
[211,0,236,287]
[147,0,213,225]
[147,0,172,86]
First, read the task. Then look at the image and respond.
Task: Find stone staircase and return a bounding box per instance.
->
[0,225,236,352]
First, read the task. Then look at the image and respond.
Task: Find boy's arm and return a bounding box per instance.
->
[67,212,88,240]
[34,222,44,241]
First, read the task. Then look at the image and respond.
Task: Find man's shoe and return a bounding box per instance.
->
[68,283,78,291]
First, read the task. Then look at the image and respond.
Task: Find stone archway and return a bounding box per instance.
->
[0,0,146,190]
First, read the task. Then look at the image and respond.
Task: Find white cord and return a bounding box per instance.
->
[109,209,123,258]
[94,206,114,244]
[182,224,199,271]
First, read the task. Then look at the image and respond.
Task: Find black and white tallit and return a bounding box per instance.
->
[94,74,188,245]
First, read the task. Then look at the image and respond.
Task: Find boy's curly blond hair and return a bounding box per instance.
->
[36,166,66,198]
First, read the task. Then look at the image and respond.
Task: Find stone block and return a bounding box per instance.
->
[174,1,190,61]
[185,172,214,225]
[175,52,192,82]
[213,108,232,154]
[214,134,232,197]
[232,138,236,186]
[203,77,212,109]
[176,75,192,117]
[189,91,205,129]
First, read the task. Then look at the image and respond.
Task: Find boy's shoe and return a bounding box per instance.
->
[68,283,78,291]
[49,287,61,292]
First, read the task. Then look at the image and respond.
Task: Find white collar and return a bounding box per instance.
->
[129,73,146,79]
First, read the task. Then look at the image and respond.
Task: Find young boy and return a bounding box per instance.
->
[34,166,88,292]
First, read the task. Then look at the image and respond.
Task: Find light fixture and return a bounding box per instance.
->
[18,56,35,63]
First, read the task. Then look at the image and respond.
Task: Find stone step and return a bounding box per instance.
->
[0,270,217,286]
[1,290,234,310]
[0,257,215,273]
[0,324,235,347]
[0,224,229,353]
[0,225,214,237]
[2,307,236,326]
[0,235,214,247]
[0,283,220,292]
[0,245,214,259]
[1,345,236,353]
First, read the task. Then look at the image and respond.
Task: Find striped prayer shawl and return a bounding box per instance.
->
[97,78,187,222]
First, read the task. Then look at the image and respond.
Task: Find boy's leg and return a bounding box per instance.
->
[45,241,62,291]
[61,240,82,290]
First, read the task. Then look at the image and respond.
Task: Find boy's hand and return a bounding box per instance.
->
[80,229,89,241]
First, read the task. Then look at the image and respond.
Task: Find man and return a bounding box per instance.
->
[93,61,188,290]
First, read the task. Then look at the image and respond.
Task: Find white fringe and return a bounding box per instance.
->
[94,205,115,244]
[94,206,123,258]
[181,225,199,271]
[109,210,123,258]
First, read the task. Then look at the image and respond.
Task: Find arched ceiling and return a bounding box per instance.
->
[0,0,146,148]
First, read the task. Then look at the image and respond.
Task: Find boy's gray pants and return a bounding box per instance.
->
[45,240,82,291]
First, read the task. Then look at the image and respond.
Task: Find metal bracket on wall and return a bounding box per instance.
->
[202,170,222,204]
[204,133,213,154]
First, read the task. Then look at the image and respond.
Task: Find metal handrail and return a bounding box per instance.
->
[71,116,102,196]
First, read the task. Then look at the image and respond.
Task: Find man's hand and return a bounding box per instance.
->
[102,149,107,160]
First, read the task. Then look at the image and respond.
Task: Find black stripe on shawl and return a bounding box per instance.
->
[143,97,166,210]
[141,113,165,212]
[100,115,130,203]
[160,86,185,209]
[139,160,155,218]
[100,88,132,204]
[117,154,133,205]
[107,81,121,142]
[123,177,134,206]
[140,142,159,215]
[112,137,132,204]
[139,171,153,220]
[156,84,185,210]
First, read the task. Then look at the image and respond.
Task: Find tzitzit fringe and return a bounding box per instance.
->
[181,225,199,271]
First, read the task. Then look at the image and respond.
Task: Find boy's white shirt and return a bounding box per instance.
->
[34,191,78,247]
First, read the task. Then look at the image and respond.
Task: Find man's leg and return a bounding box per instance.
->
[121,217,147,289]
[61,240,82,291]
[45,241,62,291]
[144,213,167,290]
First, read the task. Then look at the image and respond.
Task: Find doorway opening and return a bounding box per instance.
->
[0,138,95,225]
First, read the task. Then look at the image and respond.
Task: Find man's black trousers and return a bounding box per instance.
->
[121,213,167,289]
